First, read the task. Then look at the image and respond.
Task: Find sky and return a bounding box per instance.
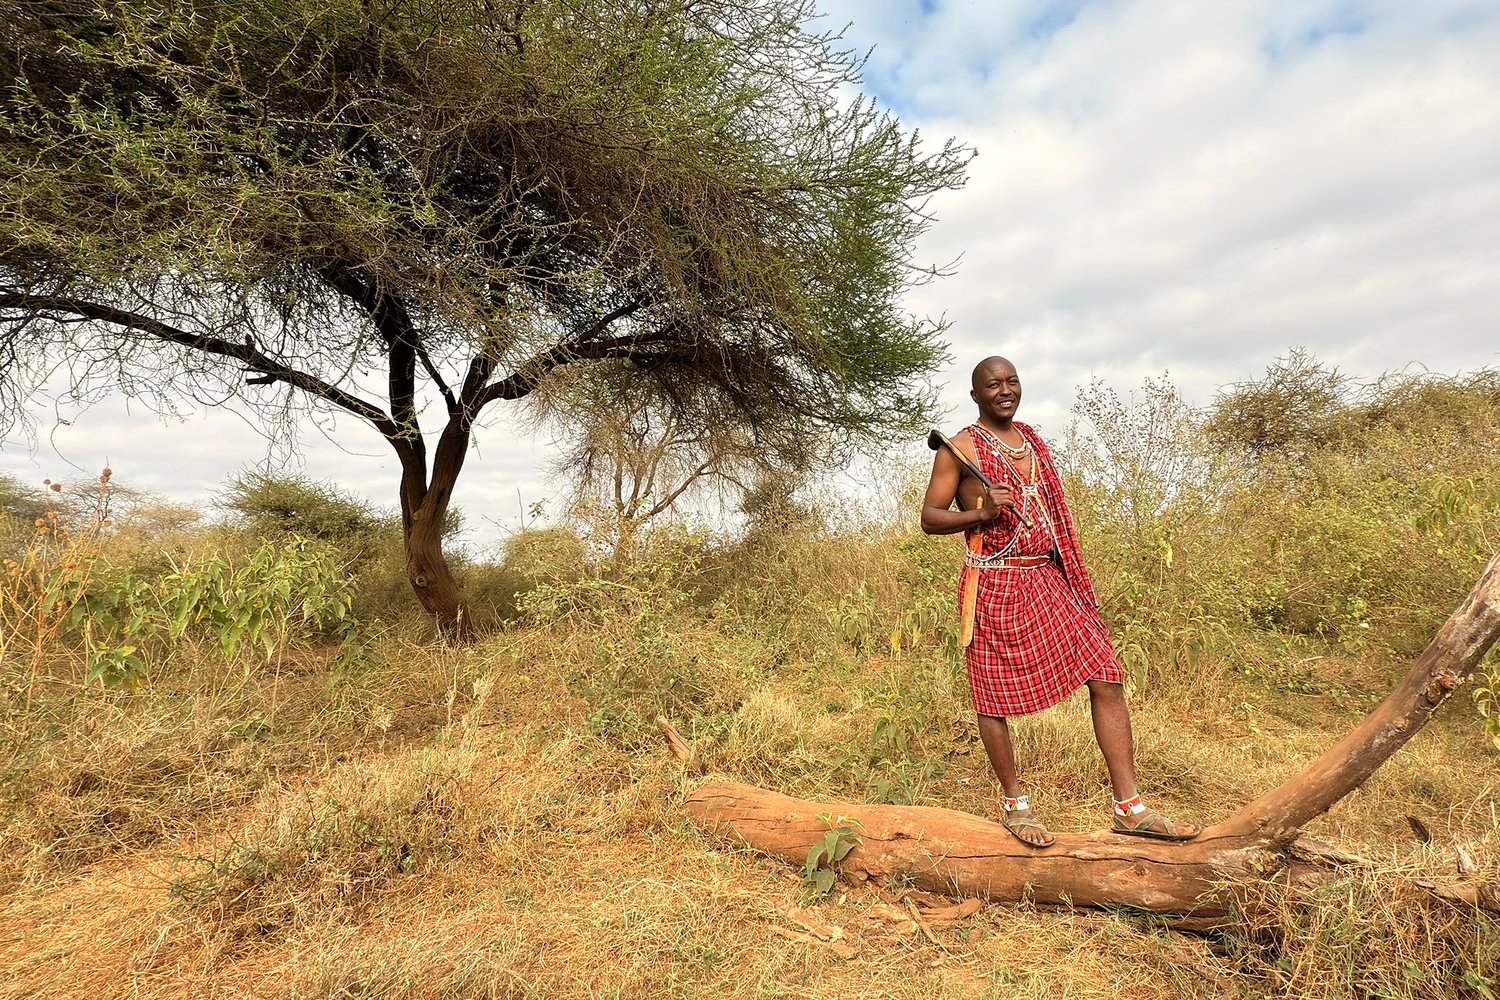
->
[2,0,1497,547]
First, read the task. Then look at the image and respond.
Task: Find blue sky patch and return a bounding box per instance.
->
[1263,3,1373,63]
[1025,0,1092,43]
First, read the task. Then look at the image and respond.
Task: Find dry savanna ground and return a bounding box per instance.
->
[1,583,1495,1000]
[2,367,1498,998]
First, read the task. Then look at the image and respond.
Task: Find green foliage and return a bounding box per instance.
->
[824,583,880,654]
[70,537,373,687]
[738,474,823,551]
[800,812,863,900]
[499,525,589,585]
[0,0,967,628]
[1475,660,1500,751]
[0,471,50,526]
[0,0,966,505]
[834,680,957,805]
[1069,365,1499,656]
[1205,348,1350,460]
[221,472,387,546]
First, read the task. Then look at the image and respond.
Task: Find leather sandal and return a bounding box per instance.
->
[1112,808,1200,841]
[1002,810,1056,848]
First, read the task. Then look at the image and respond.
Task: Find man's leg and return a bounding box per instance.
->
[976,714,1052,846]
[1086,680,1199,838]
[1085,679,1138,800]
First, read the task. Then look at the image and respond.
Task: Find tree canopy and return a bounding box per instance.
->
[0,0,969,631]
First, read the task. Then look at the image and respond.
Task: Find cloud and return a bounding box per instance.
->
[5,0,1497,533]
[819,0,1499,435]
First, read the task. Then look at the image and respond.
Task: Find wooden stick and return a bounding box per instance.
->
[656,716,695,770]
[959,497,983,649]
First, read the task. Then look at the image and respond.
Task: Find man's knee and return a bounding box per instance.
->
[1086,679,1124,700]
[976,714,1011,738]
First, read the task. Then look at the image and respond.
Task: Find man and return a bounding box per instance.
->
[920,356,1199,847]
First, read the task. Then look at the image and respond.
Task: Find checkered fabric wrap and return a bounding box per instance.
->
[961,423,1123,718]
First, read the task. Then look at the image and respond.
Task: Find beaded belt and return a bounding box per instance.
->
[963,553,1054,570]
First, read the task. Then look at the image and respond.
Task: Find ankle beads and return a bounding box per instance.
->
[1002,794,1030,813]
[1113,793,1145,817]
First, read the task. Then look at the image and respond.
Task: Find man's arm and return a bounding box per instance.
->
[920,437,1015,535]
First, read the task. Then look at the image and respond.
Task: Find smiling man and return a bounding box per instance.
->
[920,356,1200,847]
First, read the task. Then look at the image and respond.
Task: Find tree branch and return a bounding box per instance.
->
[415,343,458,413]
[312,266,442,428]
[646,457,719,518]
[0,292,405,445]
[473,298,655,407]
[1207,548,1500,845]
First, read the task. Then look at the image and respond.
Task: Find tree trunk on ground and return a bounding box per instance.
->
[680,550,1500,919]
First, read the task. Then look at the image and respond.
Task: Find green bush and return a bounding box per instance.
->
[221,471,387,548]
[70,537,372,686]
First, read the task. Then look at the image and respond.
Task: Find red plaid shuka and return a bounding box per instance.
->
[960,422,1123,717]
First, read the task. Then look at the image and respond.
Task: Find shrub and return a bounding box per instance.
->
[221,471,386,548]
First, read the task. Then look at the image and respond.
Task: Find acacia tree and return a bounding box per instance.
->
[557,399,755,567]
[540,369,799,566]
[0,0,966,635]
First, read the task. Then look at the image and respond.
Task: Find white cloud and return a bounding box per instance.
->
[820,0,1500,433]
[5,0,1498,534]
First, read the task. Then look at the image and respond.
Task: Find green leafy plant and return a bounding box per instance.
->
[800,813,863,900]
[1474,661,1500,751]
[65,537,374,688]
[0,469,115,711]
[825,584,878,654]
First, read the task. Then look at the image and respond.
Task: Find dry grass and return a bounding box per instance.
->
[2,611,1494,999]
[3,395,1497,998]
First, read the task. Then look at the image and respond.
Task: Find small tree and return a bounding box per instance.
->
[1205,349,1349,461]
[0,473,51,526]
[545,371,784,566]
[223,471,384,543]
[0,1,967,635]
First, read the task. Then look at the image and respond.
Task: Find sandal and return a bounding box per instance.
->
[1001,809,1056,848]
[1112,808,1200,842]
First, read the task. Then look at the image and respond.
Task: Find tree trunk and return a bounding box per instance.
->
[399,421,473,641]
[682,550,1500,918]
[404,509,470,640]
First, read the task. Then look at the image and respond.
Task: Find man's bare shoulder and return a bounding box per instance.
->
[947,428,981,467]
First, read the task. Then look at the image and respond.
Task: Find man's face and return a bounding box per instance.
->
[971,361,1022,422]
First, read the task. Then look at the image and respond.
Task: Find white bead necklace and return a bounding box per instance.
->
[976,422,1030,459]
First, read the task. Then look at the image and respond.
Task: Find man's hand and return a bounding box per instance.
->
[921,432,1017,536]
[976,484,1015,522]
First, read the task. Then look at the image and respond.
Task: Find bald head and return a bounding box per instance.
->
[970,356,1022,424]
[971,356,1016,389]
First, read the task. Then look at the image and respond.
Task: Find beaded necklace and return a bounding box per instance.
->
[979,421,1031,459]
[973,422,1035,484]
[965,423,1056,566]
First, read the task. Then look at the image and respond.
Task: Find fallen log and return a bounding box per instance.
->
[681,549,1500,918]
